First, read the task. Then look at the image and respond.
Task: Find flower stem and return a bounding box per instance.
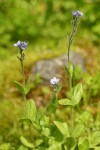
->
[67,17,78,138]
[20,50,26,102]
[67,16,78,65]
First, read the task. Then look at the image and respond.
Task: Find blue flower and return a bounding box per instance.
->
[14,41,28,50]
[72,10,83,17]
[50,77,59,85]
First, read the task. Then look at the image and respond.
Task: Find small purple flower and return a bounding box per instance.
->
[72,10,83,17]
[50,77,59,85]
[14,41,28,50]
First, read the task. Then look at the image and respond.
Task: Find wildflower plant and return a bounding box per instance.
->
[14,11,100,150]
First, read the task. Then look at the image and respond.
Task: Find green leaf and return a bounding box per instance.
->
[78,138,89,150]
[51,126,64,142]
[48,141,62,150]
[35,139,43,147]
[71,83,83,106]
[25,77,31,94]
[20,136,34,148]
[77,110,92,124]
[24,99,37,123]
[40,115,50,126]
[0,143,10,150]
[89,131,100,148]
[58,99,73,106]
[65,137,77,150]
[72,123,85,138]
[46,95,58,113]
[54,121,70,138]
[41,127,50,137]
[64,63,74,78]
[95,147,100,150]
[68,63,74,78]
[18,145,28,150]
[48,136,62,150]
[14,81,25,95]
[64,65,70,76]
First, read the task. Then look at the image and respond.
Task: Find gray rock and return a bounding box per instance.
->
[32,51,86,81]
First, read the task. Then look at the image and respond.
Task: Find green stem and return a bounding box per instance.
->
[70,106,74,137]
[67,16,78,64]
[20,51,26,105]
[67,17,78,138]
[39,93,57,120]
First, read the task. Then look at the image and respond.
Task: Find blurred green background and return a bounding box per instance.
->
[0,0,100,149]
[0,0,99,58]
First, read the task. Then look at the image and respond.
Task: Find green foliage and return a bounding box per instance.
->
[20,136,34,148]
[24,99,37,123]
[18,145,28,150]
[14,78,31,95]
[78,138,89,150]
[72,123,85,138]
[59,83,83,106]
[0,0,99,51]
[25,77,31,95]
[46,94,58,113]
[89,131,100,148]
[54,121,69,138]
[0,2,100,149]
[14,81,25,95]
[65,137,77,150]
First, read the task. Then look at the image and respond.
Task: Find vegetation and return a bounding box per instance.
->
[0,0,100,150]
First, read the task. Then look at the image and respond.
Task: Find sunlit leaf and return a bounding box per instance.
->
[68,62,74,78]
[77,110,92,124]
[20,136,34,148]
[14,81,25,95]
[40,115,50,126]
[78,138,89,150]
[54,121,70,137]
[41,127,50,137]
[25,77,31,94]
[24,99,37,123]
[48,136,62,150]
[18,145,28,150]
[71,83,83,106]
[72,123,85,137]
[59,99,73,106]
[89,131,100,148]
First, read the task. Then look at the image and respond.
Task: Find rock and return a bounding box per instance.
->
[32,51,86,81]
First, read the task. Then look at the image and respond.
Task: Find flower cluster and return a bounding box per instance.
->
[72,10,83,17]
[14,41,28,51]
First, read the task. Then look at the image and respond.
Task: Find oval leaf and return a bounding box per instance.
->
[59,99,73,106]
[54,121,70,137]
[14,81,25,95]
[77,110,91,124]
[72,123,85,138]
[18,145,28,150]
[25,77,31,94]
[89,131,100,148]
[71,83,83,106]
[78,138,89,150]
[24,99,37,123]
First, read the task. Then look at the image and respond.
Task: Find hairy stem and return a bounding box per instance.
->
[20,50,26,102]
[67,16,78,64]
